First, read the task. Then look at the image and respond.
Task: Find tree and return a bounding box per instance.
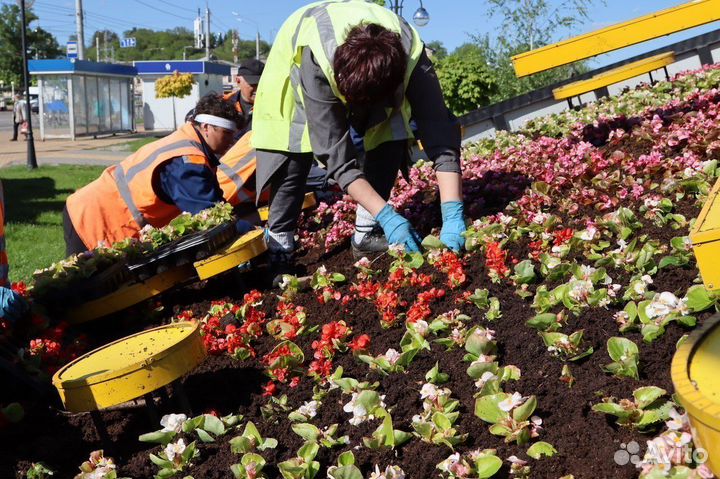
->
[0,4,61,87]
[435,50,498,116]
[425,40,447,61]
[466,0,601,103]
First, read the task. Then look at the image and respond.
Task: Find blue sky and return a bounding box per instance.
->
[18,0,720,68]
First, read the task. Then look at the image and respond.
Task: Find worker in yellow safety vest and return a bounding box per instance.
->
[252,0,465,284]
[63,94,252,255]
[0,180,29,323]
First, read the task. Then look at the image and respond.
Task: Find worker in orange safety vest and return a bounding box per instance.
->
[63,94,248,255]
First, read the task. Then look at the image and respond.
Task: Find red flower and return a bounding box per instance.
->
[262,381,277,397]
[553,228,574,246]
[10,282,28,297]
[348,334,371,352]
[485,242,510,278]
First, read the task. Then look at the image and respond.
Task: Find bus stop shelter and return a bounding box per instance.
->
[29,59,137,140]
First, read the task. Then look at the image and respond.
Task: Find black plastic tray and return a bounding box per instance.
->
[128,222,238,279]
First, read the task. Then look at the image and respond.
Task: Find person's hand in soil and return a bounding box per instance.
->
[440,201,466,252]
[375,204,422,253]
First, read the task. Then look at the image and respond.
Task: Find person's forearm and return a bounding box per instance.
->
[437,171,462,203]
[347,178,387,217]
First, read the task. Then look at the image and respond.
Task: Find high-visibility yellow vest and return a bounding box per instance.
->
[252,0,424,154]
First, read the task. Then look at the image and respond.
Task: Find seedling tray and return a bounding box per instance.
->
[128,222,237,279]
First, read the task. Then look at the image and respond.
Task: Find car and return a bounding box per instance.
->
[29,96,38,113]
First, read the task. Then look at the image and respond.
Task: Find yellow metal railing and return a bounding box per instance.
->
[512,0,720,77]
[552,52,675,101]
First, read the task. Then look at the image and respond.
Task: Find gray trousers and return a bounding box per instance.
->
[258,140,408,235]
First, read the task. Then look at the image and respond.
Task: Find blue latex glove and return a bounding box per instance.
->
[375,204,422,253]
[440,201,466,252]
[0,287,29,323]
[235,219,254,235]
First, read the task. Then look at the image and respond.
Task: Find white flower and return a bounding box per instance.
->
[474,327,496,342]
[297,400,318,419]
[641,274,654,285]
[579,226,597,241]
[665,408,687,431]
[354,257,371,269]
[578,265,597,280]
[507,455,527,466]
[164,438,186,462]
[420,383,440,401]
[474,371,498,389]
[498,392,525,412]
[450,328,464,344]
[384,348,401,365]
[160,413,187,433]
[412,320,429,336]
[568,279,594,302]
[369,465,406,479]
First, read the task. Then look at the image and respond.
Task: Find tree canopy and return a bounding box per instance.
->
[0,4,61,88]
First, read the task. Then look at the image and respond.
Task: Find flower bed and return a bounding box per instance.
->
[3,65,720,479]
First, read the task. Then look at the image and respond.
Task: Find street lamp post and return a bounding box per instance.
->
[231,13,260,60]
[19,0,37,169]
[389,0,430,26]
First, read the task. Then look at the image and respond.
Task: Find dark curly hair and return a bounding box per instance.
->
[192,92,242,128]
[333,23,407,106]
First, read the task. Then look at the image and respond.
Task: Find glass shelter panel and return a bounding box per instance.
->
[109,78,122,131]
[121,80,132,130]
[41,76,70,137]
[72,75,87,136]
[86,77,100,134]
[99,78,111,132]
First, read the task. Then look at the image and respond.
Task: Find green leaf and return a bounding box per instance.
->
[474,394,509,423]
[527,441,557,459]
[633,386,667,409]
[149,454,173,468]
[432,412,452,431]
[298,441,320,462]
[475,455,503,478]
[526,313,560,331]
[512,395,537,422]
[607,337,638,362]
[337,451,355,467]
[196,428,215,443]
[381,413,395,447]
[592,402,630,419]
[421,235,445,250]
[202,414,225,436]
[292,423,320,442]
[139,430,176,445]
[685,285,714,313]
[425,361,449,384]
[328,466,364,479]
[513,260,536,284]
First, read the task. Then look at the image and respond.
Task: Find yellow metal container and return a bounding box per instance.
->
[65,264,197,325]
[193,228,267,280]
[52,322,206,413]
[672,313,720,474]
[690,177,720,291]
[258,192,317,221]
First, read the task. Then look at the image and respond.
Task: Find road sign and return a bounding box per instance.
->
[120,37,136,48]
[66,41,78,59]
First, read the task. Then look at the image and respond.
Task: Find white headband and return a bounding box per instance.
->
[194,114,237,132]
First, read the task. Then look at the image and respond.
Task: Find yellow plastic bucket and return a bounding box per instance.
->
[671,313,720,474]
[52,322,206,413]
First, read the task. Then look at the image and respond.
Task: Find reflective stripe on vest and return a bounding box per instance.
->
[126,140,203,183]
[218,151,255,204]
[113,165,148,229]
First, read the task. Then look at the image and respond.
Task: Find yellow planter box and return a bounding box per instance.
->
[672,313,720,475]
[53,322,206,413]
[690,177,720,291]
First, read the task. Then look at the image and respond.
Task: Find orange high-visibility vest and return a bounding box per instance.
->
[217,131,265,206]
[66,123,214,249]
[222,90,247,115]
[0,180,8,287]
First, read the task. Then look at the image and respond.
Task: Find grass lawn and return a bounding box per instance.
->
[0,165,104,283]
[110,136,156,152]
